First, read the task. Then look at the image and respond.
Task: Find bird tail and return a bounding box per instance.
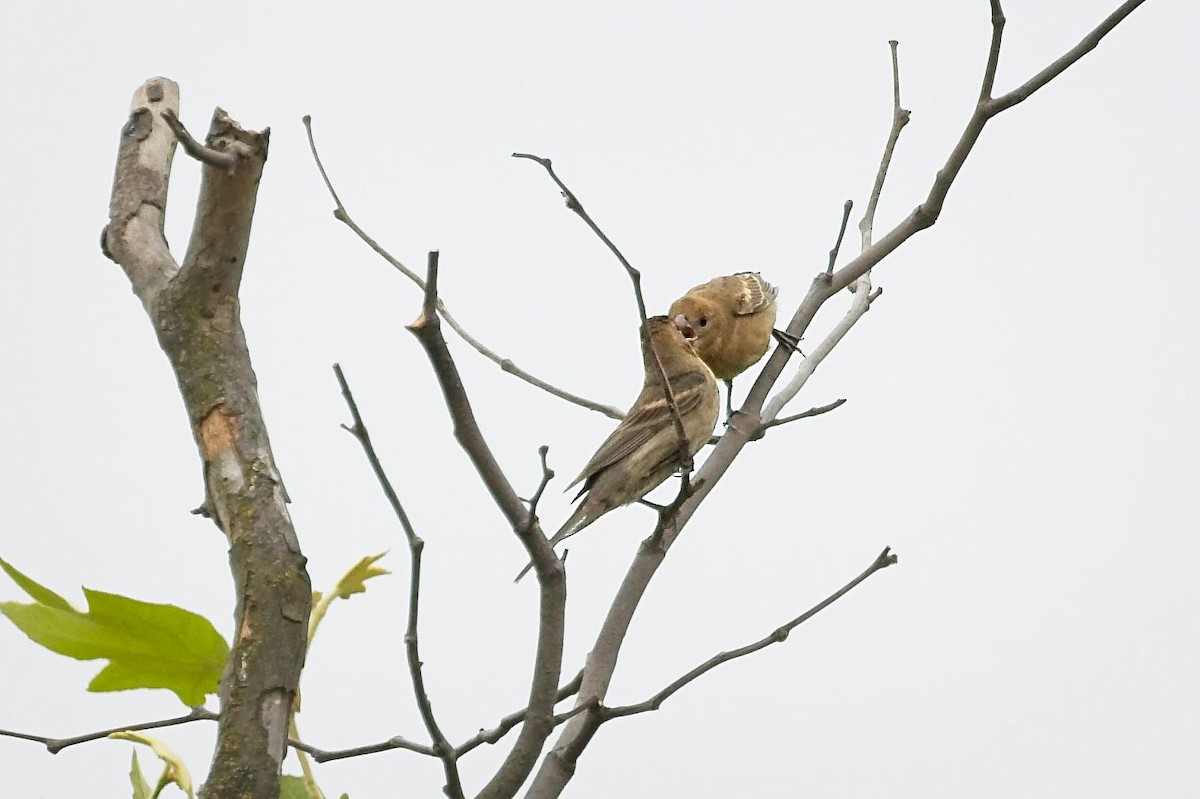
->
[512,504,590,583]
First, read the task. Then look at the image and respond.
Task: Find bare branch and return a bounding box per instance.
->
[764,39,907,423]
[552,700,600,727]
[406,252,537,529]
[514,151,696,494]
[281,669,586,767]
[859,40,910,251]
[761,398,848,433]
[334,364,419,543]
[0,707,218,755]
[160,108,246,172]
[299,119,623,421]
[525,445,556,522]
[511,152,647,323]
[604,547,898,720]
[705,398,845,445]
[101,78,179,306]
[763,284,877,426]
[288,735,437,763]
[526,4,1144,796]
[827,200,854,277]
[455,670,584,758]
[333,363,462,798]
[407,535,464,798]
[980,0,1007,102]
[406,252,566,799]
[988,0,1145,113]
[103,79,309,799]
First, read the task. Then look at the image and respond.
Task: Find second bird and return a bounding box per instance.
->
[669,272,788,417]
[515,315,719,582]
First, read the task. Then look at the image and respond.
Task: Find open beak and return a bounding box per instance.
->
[673,313,696,340]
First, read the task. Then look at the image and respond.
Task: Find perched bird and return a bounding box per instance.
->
[669,272,798,418]
[515,315,719,582]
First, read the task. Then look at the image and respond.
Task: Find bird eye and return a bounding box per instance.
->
[698,316,708,327]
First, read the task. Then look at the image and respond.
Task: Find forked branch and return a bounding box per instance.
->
[103,78,309,799]
[526,4,1145,796]
[406,252,566,799]
[0,708,218,755]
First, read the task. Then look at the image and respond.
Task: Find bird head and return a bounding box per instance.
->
[668,295,724,362]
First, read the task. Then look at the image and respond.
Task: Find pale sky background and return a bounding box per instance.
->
[1,2,1195,797]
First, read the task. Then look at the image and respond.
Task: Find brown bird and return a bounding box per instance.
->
[668,272,798,418]
[515,315,719,582]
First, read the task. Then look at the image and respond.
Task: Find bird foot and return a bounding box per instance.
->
[772,328,804,356]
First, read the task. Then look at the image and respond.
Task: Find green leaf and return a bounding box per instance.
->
[308,552,390,645]
[279,775,313,799]
[280,774,342,799]
[112,732,194,799]
[0,557,72,610]
[328,552,390,601]
[0,560,228,706]
[129,751,152,799]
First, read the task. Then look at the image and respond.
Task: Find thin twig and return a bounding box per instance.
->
[301,117,622,421]
[859,41,910,252]
[827,201,854,277]
[406,530,464,799]
[551,700,599,726]
[603,548,898,721]
[160,109,243,172]
[334,364,420,544]
[980,0,1007,102]
[513,152,695,494]
[333,359,463,799]
[525,445,556,522]
[455,670,584,758]
[511,153,647,322]
[407,252,566,799]
[761,398,848,432]
[764,38,908,423]
[289,735,437,763]
[0,707,218,755]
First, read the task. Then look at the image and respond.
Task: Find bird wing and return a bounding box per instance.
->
[566,369,709,490]
[729,272,778,316]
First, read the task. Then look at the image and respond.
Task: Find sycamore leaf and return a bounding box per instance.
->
[0,559,72,610]
[0,558,228,706]
[329,552,390,601]
[111,731,194,799]
[280,774,346,799]
[280,775,317,799]
[129,751,152,799]
[308,552,390,646]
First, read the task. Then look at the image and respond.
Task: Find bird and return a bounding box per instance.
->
[515,315,720,582]
[668,272,798,419]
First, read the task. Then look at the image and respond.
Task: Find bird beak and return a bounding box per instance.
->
[674,313,696,340]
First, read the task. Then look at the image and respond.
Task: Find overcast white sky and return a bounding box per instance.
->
[2,1,1195,797]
